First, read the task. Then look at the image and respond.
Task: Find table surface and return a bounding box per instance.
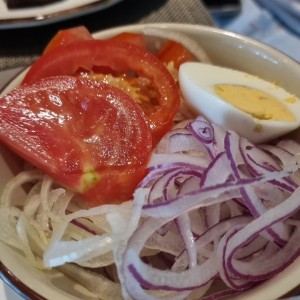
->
[0,1,214,299]
[0,0,214,70]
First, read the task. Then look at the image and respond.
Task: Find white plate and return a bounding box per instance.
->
[0,0,123,29]
[2,23,300,300]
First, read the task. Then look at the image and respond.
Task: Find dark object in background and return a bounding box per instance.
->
[202,0,241,12]
[202,0,241,27]
[5,0,63,8]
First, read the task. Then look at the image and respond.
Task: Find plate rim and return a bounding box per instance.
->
[0,261,46,300]
[0,0,123,30]
[1,22,300,300]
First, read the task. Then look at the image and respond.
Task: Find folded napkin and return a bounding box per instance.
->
[256,0,300,36]
[224,0,300,63]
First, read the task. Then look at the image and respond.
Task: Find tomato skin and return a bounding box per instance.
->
[43,26,93,54]
[23,40,181,145]
[157,40,196,69]
[0,76,152,206]
[109,32,146,48]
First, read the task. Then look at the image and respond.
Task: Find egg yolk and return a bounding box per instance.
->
[214,84,296,122]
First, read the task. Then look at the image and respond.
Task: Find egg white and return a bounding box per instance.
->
[179,62,300,144]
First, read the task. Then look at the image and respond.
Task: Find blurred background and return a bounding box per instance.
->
[1,0,300,71]
[205,0,300,63]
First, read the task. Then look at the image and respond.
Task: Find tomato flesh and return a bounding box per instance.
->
[157,40,196,69]
[43,26,93,54]
[0,76,152,206]
[22,40,180,145]
[109,32,146,48]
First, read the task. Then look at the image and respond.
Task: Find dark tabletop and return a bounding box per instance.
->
[0,0,215,70]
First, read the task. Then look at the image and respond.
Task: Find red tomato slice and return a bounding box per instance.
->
[43,26,93,54]
[109,32,146,48]
[0,76,152,206]
[22,40,180,145]
[157,40,196,69]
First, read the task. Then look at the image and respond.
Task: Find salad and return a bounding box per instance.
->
[1,25,300,300]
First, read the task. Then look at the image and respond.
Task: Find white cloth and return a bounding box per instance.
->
[256,0,300,36]
[0,282,23,300]
[225,0,300,63]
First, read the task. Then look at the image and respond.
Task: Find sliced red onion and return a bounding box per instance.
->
[240,138,297,192]
[141,170,293,219]
[172,216,252,273]
[200,152,231,188]
[174,213,197,269]
[148,153,209,169]
[224,186,300,281]
[203,203,221,228]
[260,144,299,170]
[276,138,300,155]
[4,116,300,299]
[224,131,291,246]
[216,225,254,290]
[122,217,218,293]
[155,128,206,154]
[188,118,215,145]
[71,219,97,235]
[188,117,227,158]
[188,118,215,160]
[118,117,300,298]
[145,225,185,256]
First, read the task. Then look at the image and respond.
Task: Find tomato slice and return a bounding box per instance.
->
[109,32,146,48]
[157,40,196,69]
[0,76,152,206]
[43,26,93,54]
[22,40,180,145]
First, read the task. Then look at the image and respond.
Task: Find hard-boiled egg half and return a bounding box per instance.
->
[179,62,300,144]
